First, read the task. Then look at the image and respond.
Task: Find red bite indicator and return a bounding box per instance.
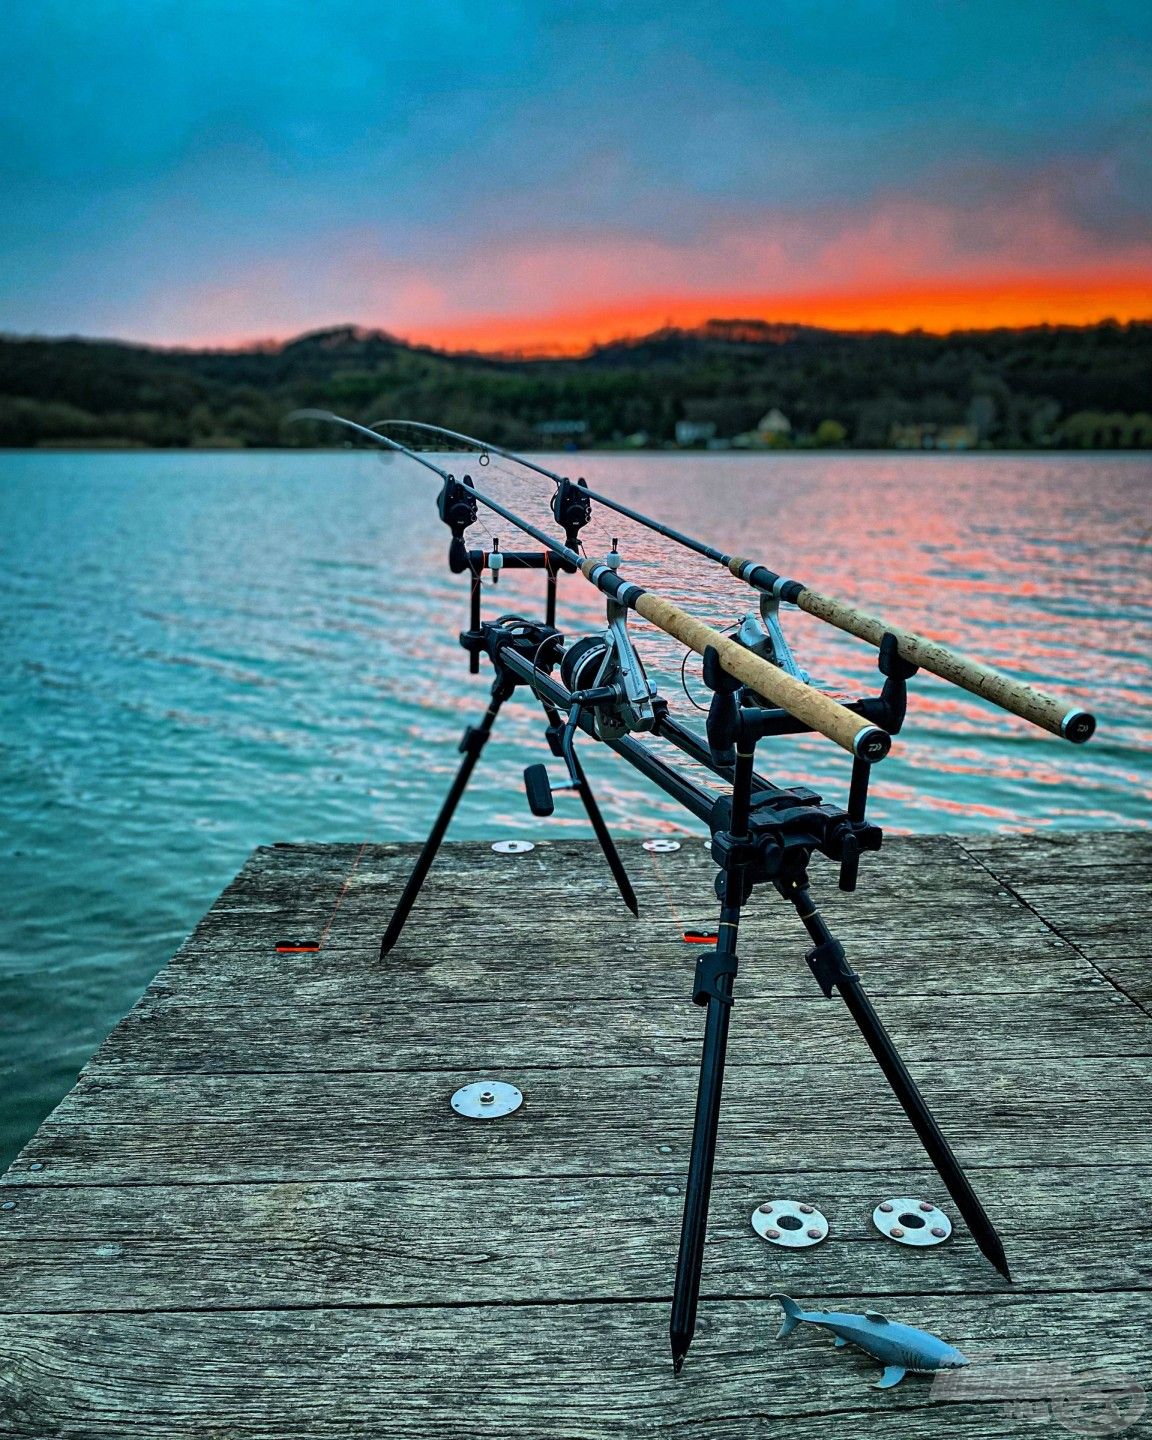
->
[683,931,719,945]
[276,941,321,953]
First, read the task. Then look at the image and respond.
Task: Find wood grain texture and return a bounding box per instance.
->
[1,832,1149,1439]
[963,832,1152,1008]
[1,1295,1148,1440]
[1,1165,1148,1315]
[8,1054,1152,1185]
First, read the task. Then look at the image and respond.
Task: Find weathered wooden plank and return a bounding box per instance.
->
[0,1293,1147,1440]
[162,836,1093,1006]
[963,830,1151,878]
[89,987,1152,1074]
[2,832,1148,1440]
[963,833,1152,1006]
[1,1165,1147,1315]
[158,927,1091,1004]
[8,1055,1151,1185]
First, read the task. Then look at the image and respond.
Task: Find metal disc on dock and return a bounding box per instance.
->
[450,1080,524,1119]
[642,838,681,853]
[872,1197,952,1246]
[751,1199,828,1247]
[491,840,534,855]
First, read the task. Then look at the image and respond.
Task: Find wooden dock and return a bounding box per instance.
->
[1,831,1149,1437]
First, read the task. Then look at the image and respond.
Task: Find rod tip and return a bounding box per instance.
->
[672,1353,685,1376]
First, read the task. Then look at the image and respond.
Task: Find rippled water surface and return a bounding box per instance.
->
[1,450,1150,1163]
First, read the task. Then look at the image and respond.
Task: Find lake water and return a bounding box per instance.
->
[1,450,1149,1165]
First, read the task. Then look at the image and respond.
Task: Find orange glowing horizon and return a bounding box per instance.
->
[401,274,1152,357]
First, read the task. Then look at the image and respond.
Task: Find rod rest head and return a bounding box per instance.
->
[707,788,882,892]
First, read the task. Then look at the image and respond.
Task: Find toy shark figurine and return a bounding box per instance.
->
[771,1294,970,1388]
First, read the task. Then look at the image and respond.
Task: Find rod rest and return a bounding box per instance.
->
[449,541,578,574]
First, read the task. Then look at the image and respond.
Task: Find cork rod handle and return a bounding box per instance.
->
[579,560,890,760]
[796,587,1093,743]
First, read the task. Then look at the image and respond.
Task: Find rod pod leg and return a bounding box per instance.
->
[787,883,1011,1281]
[570,748,638,915]
[379,675,512,957]
[669,889,742,1374]
[669,746,755,1374]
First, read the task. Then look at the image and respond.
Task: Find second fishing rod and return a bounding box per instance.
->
[371,419,1097,747]
[295,409,891,763]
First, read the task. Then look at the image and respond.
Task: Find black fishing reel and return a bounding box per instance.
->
[560,630,658,741]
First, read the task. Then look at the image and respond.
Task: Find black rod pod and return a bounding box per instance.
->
[291,408,1015,1380]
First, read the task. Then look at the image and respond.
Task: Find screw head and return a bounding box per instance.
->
[28,1163,43,1173]
[878,1202,893,1212]
[890,1226,905,1238]
[757,1203,774,1215]
[806,1228,823,1239]
[765,1228,781,1239]
[658,1145,671,1154]
[919,1201,934,1212]
[932,1226,947,1237]
[799,1203,814,1214]
[1,1201,14,1211]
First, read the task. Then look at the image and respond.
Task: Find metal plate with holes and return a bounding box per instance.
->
[751,1199,829,1247]
[491,840,534,855]
[872,1196,952,1246]
[451,1080,523,1119]
[642,839,681,853]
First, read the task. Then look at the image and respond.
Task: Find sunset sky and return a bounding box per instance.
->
[2,1,1150,352]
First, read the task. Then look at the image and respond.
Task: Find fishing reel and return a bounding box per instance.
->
[523,613,658,818]
[560,616,658,742]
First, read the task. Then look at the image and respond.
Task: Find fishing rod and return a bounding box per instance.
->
[293,409,890,763]
[293,407,1019,1378]
[372,418,1097,746]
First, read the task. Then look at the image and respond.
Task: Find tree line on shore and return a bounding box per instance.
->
[0,317,1149,450]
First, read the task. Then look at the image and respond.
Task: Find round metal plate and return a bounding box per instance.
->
[491,840,534,855]
[873,1196,952,1246]
[751,1199,829,1247]
[642,839,681,853]
[451,1081,523,1119]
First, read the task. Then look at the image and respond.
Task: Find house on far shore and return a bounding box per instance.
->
[536,419,589,448]
[757,408,792,439]
[732,407,793,448]
[890,422,978,450]
[675,420,717,446]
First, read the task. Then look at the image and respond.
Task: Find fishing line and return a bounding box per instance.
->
[276,840,370,952]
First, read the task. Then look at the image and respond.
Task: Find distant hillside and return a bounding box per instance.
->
[1,318,1149,449]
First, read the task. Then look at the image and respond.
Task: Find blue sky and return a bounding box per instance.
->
[2,1,1149,347]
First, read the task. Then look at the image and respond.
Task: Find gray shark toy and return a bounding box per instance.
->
[771,1293,970,1388]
